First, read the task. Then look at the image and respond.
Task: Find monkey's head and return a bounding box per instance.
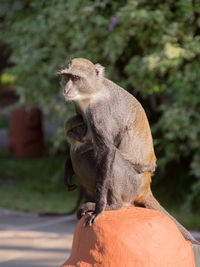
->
[64,115,87,144]
[58,58,104,102]
[65,126,86,145]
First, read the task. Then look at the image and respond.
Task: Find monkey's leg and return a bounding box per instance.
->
[84,174,125,226]
[84,183,107,226]
[64,157,77,191]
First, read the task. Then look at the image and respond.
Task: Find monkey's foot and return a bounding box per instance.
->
[84,213,99,226]
[77,209,88,220]
[77,202,95,220]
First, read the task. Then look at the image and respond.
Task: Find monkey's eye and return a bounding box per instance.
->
[72,75,80,82]
[61,74,70,83]
[60,76,68,87]
[64,74,71,82]
[60,74,80,86]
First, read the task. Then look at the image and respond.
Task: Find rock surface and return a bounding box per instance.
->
[62,207,194,267]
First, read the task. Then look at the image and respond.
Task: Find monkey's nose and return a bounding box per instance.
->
[63,88,66,94]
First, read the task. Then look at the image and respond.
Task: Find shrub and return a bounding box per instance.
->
[1,0,200,209]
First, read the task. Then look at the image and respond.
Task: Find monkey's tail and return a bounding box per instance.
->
[139,191,199,245]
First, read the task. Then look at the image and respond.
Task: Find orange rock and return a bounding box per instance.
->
[62,207,195,267]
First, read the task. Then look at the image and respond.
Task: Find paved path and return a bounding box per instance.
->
[0,208,199,267]
[0,209,76,267]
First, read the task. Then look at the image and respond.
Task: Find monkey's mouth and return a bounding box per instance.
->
[64,92,78,101]
[63,88,78,100]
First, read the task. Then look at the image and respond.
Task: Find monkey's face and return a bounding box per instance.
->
[61,74,94,101]
[59,58,105,102]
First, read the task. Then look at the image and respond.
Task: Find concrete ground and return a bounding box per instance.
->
[0,208,200,267]
[0,208,76,267]
[0,110,75,266]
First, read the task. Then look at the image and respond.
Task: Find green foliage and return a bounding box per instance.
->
[0,150,79,212]
[1,0,200,209]
[0,150,66,192]
[185,181,200,213]
[0,73,16,85]
[0,115,9,128]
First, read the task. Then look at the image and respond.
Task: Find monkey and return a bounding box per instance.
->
[58,58,199,244]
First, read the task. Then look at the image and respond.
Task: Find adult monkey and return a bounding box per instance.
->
[58,58,198,244]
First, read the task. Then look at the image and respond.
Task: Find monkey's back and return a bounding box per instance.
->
[103,78,156,167]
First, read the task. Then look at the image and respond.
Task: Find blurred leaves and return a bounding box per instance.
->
[0,73,16,85]
[1,0,200,209]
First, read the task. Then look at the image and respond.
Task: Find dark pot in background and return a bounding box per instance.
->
[9,107,44,158]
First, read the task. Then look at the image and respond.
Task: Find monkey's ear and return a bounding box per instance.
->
[95,64,104,78]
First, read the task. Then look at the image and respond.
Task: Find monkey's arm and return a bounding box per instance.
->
[84,107,118,225]
[64,157,77,191]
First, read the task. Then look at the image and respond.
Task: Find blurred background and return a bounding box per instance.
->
[0,0,200,249]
